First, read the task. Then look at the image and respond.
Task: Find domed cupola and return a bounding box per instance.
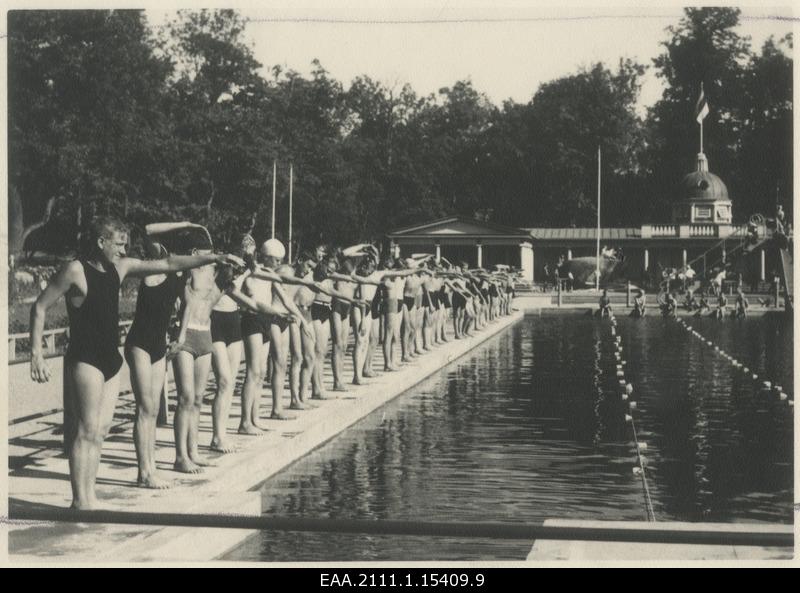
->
[672,152,732,225]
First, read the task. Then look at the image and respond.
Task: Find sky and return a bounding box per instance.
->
[146,1,794,115]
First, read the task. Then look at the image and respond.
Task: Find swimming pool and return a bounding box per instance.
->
[223,313,793,562]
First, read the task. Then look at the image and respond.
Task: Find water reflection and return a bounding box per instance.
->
[224,314,793,562]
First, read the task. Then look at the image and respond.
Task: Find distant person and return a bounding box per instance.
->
[776,204,786,235]
[29,216,242,509]
[684,289,698,311]
[735,289,749,319]
[694,290,711,317]
[661,292,677,317]
[714,292,728,320]
[631,289,646,318]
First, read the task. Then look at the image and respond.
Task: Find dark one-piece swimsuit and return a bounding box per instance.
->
[125,274,181,363]
[65,260,124,381]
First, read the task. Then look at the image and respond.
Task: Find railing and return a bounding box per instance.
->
[642,224,678,238]
[689,225,718,237]
[9,320,134,363]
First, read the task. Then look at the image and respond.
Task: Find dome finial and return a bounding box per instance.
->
[696,152,709,173]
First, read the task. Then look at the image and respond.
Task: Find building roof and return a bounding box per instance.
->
[388,216,530,239]
[525,228,642,241]
[680,153,730,203]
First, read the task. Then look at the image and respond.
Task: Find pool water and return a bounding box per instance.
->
[223,313,793,562]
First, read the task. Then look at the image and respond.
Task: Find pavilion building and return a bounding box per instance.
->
[387,152,776,289]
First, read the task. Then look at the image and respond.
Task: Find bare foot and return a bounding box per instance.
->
[209,439,239,453]
[352,377,364,385]
[270,411,296,420]
[311,393,337,400]
[332,383,348,392]
[363,370,378,378]
[238,423,266,436]
[174,459,204,474]
[138,473,173,489]
[190,454,216,467]
[70,498,100,511]
[289,402,308,411]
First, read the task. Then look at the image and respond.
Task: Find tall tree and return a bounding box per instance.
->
[8,10,173,256]
[645,8,752,220]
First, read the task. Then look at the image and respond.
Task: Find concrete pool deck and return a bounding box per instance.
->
[7,311,524,562]
[526,520,794,562]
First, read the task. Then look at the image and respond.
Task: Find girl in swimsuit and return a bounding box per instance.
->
[124,241,183,489]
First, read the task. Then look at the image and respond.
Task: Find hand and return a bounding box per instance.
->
[218,253,246,268]
[166,339,184,360]
[30,353,52,383]
[301,320,314,338]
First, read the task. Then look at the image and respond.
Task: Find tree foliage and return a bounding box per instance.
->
[7,8,793,260]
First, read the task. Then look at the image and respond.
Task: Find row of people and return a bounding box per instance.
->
[29,217,517,508]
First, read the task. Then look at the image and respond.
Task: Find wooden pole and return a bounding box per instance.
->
[288,163,293,262]
[596,145,601,291]
[271,160,277,239]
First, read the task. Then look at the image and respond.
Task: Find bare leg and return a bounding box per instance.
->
[312,316,333,399]
[288,323,304,409]
[269,322,295,419]
[211,340,242,452]
[189,352,214,466]
[330,307,347,391]
[238,333,267,435]
[299,322,316,404]
[126,347,171,489]
[383,309,400,371]
[172,352,202,473]
[363,311,380,377]
[67,361,119,509]
[352,305,370,384]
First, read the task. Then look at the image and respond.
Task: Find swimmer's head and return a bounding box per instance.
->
[294,254,316,277]
[313,260,330,282]
[85,216,129,262]
[215,263,236,291]
[260,238,286,267]
[357,257,376,276]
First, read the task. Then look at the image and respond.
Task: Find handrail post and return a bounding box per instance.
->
[626,281,631,307]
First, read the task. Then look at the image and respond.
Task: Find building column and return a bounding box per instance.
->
[476,241,483,269]
[391,241,400,259]
[760,248,766,282]
[682,249,688,268]
[435,242,441,263]
[721,243,726,264]
[644,248,649,271]
[567,248,572,260]
[520,241,534,283]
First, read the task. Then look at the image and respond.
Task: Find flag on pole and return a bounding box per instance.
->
[695,85,709,123]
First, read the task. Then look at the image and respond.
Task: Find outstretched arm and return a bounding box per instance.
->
[119,253,244,281]
[313,282,365,306]
[29,261,82,383]
[227,289,288,318]
[145,221,205,235]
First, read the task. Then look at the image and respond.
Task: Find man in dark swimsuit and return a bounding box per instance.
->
[30,216,242,509]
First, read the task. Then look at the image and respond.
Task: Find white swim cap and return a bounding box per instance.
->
[263,238,286,259]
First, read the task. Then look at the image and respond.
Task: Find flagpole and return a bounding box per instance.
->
[596,145,601,292]
[288,163,293,262]
[699,82,704,153]
[271,160,277,239]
